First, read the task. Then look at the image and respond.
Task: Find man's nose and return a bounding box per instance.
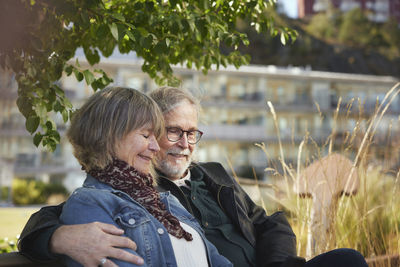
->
[177,133,189,148]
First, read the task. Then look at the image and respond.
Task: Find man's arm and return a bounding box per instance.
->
[50,222,143,267]
[18,204,64,261]
[18,204,144,266]
[199,162,303,267]
[234,182,303,267]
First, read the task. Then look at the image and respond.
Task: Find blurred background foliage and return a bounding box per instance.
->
[1,179,68,205]
[238,7,400,77]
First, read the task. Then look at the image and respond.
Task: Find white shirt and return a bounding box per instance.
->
[169,221,209,267]
[173,171,191,189]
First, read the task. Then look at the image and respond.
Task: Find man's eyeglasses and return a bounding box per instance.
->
[166,127,203,144]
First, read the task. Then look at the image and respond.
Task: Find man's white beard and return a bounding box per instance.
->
[157,158,190,179]
[156,148,193,179]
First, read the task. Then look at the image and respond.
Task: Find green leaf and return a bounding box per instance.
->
[16,96,33,118]
[187,19,195,32]
[195,19,207,38]
[169,0,177,7]
[49,130,61,142]
[80,11,90,25]
[171,21,180,34]
[125,22,135,29]
[91,80,100,91]
[63,97,73,109]
[83,70,95,85]
[65,65,73,76]
[53,85,65,96]
[49,142,57,152]
[141,35,153,49]
[126,30,136,41]
[75,58,81,67]
[26,116,40,134]
[204,55,211,69]
[96,24,109,39]
[74,69,84,82]
[54,101,63,112]
[109,23,119,40]
[280,32,286,45]
[137,27,149,37]
[62,109,69,122]
[83,46,100,65]
[100,38,116,57]
[155,40,168,54]
[45,121,53,131]
[111,13,125,22]
[33,133,43,147]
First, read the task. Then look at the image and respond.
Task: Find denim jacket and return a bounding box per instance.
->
[60,175,232,267]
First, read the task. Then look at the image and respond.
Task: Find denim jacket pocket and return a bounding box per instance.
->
[115,208,150,228]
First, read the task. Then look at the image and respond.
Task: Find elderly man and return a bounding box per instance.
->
[19,87,366,267]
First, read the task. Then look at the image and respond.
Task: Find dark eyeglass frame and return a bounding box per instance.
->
[166,127,203,144]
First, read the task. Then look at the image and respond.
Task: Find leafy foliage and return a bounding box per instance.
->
[306,7,400,59]
[338,8,373,47]
[11,179,68,205]
[0,0,297,151]
[0,187,10,201]
[238,7,400,77]
[0,237,18,253]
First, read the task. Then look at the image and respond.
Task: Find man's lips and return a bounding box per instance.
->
[168,153,188,159]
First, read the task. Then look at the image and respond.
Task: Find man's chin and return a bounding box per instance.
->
[156,160,190,179]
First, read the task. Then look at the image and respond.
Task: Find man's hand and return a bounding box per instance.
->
[49,222,144,267]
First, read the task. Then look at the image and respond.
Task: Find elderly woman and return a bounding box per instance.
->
[60,87,232,267]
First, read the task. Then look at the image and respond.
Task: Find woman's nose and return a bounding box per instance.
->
[149,135,160,152]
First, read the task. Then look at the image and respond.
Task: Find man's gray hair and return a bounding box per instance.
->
[149,86,201,115]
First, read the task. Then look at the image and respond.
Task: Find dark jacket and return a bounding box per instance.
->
[157,162,303,267]
[18,162,305,267]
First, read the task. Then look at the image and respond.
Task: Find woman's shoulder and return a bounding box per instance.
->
[63,187,150,219]
[65,186,117,207]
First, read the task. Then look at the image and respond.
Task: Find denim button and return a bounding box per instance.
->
[128,218,135,225]
[157,228,164,234]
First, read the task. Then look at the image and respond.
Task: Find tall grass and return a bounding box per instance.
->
[253,83,400,261]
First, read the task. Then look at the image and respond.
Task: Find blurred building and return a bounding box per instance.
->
[0,54,399,190]
[298,0,400,22]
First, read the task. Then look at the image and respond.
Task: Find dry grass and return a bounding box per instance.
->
[248,83,400,260]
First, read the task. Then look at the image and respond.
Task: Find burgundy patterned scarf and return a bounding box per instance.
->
[88,158,193,241]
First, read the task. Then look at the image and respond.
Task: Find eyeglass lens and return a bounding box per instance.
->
[167,127,202,144]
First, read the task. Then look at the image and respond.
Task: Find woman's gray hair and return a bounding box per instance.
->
[149,86,200,115]
[67,86,164,171]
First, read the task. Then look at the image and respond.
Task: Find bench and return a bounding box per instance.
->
[0,252,63,267]
[0,251,399,266]
[294,153,359,258]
